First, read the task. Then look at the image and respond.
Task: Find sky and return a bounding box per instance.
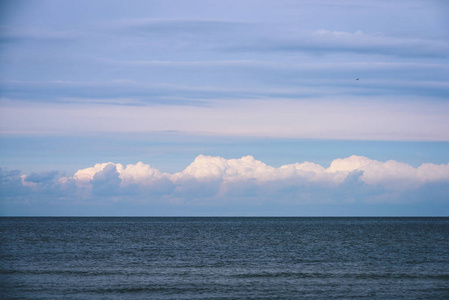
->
[1,0,449,216]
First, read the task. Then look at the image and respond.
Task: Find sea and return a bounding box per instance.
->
[1,217,448,299]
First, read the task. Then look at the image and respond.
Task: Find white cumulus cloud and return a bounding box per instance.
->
[3,155,449,213]
[64,155,449,195]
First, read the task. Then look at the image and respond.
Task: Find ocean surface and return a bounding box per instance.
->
[1,217,448,299]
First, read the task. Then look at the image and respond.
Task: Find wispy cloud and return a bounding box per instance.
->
[101,18,449,57]
[248,29,449,57]
[0,25,81,43]
[109,18,250,31]
[104,59,449,73]
[2,97,448,141]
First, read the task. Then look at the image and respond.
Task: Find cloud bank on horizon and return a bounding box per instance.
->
[2,155,449,215]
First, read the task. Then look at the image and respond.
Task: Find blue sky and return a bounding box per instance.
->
[1,0,449,216]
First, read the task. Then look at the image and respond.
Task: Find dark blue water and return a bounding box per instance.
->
[1,217,448,299]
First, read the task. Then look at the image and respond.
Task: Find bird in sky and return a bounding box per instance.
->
[356,78,359,80]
